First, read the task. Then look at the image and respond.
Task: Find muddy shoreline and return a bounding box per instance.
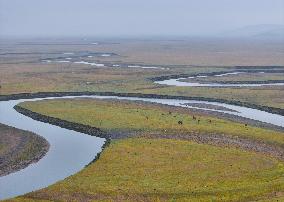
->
[13,106,111,169]
[1,91,283,116]
[14,106,109,140]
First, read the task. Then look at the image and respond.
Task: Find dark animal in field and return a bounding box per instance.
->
[146,116,149,120]
[178,121,183,125]
[192,115,196,120]
[245,124,247,127]
[169,111,172,115]
[197,119,200,124]
[209,120,212,123]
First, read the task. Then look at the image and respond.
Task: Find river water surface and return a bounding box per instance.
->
[154,72,284,87]
[0,95,284,200]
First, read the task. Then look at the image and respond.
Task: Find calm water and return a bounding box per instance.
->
[0,98,105,200]
[155,72,284,87]
[0,95,283,200]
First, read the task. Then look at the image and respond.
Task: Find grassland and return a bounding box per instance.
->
[0,123,49,176]
[12,138,284,202]
[1,38,284,110]
[1,38,284,201]
[19,98,284,147]
[9,98,284,201]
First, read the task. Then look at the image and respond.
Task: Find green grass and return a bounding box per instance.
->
[19,98,284,147]
[12,138,284,201]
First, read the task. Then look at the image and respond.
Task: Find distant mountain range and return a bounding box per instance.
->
[220,24,284,39]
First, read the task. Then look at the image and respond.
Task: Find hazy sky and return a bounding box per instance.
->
[0,0,283,37]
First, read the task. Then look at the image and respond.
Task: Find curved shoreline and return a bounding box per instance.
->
[0,97,106,200]
[14,106,109,140]
[13,106,112,168]
[152,69,284,87]
[1,91,284,116]
[14,99,284,162]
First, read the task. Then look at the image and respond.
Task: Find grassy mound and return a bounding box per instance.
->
[14,138,284,201]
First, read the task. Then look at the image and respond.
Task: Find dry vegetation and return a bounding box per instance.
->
[1,39,284,109]
[0,123,49,176]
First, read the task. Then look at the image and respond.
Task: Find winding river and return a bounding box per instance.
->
[155,72,284,87]
[1,95,284,200]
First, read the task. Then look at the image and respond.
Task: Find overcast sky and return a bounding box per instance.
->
[0,0,283,37]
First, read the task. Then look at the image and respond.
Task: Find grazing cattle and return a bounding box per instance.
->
[209,120,212,123]
[245,124,247,127]
[197,119,200,124]
[178,121,183,125]
[192,115,196,120]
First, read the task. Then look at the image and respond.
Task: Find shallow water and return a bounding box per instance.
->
[0,95,283,200]
[0,98,105,200]
[155,71,284,87]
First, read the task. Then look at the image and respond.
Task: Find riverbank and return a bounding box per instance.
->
[16,98,284,158]
[12,98,284,201]
[1,91,284,116]
[11,97,284,202]
[14,105,109,140]
[0,123,49,177]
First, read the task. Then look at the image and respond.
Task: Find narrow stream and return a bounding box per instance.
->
[154,72,284,87]
[0,95,283,200]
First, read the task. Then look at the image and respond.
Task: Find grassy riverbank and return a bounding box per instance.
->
[8,98,284,201]
[19,98,284,147]
[0,123,49,176]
